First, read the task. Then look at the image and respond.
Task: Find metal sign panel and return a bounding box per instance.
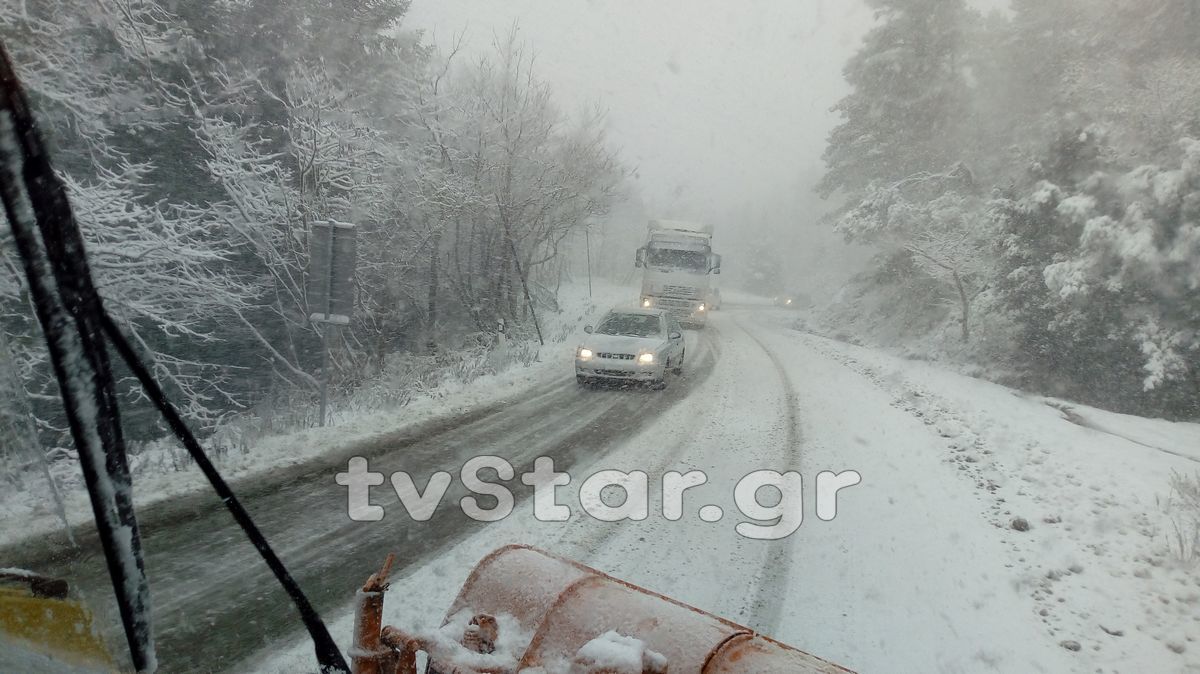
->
[307,220,356,324]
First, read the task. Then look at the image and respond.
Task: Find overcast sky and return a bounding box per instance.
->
[402,1,878,225]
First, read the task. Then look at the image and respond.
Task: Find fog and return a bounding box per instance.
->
[402,1,882,297]
[403,0,1013,296]
[407,0,874,222]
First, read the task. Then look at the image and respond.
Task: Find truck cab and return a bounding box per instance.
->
[635,220,721,327]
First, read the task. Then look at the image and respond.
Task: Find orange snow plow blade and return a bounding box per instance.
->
[352,544,853,674]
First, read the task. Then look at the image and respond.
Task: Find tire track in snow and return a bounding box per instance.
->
[37,344,720,673]
[3,377,581,568]
[732,314,803,637]
[559,325,725,563]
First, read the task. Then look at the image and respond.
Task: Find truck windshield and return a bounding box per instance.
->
[596,314,662,338]
[646,247,708,272]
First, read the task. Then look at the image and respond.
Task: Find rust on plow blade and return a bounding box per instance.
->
[352,544,854,674]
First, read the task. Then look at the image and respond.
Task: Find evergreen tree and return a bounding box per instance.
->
[818,0,972,199]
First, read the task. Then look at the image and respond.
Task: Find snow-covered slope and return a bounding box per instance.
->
[800,330,1200,669]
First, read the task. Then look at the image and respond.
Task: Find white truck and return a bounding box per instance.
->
[635,220,721,327]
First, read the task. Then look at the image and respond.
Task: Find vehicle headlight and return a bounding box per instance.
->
[785,298,793,305]
[698,303,706,312]
[641,298,652,308]
[578,348,593,360]
[638,353,655,365]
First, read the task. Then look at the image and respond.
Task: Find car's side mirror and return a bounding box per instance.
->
[669,331,682,340]
[584,325,593,334]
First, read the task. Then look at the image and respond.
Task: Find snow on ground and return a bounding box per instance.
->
[719,288,773,306]
[774,317,1200,671]
[250,306,1199,673]
[0,282,637,551]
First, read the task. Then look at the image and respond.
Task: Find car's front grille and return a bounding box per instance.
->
[663,285,700,298]
[654,298,693,309]
[594,369,635,377]
[597,353,635,361]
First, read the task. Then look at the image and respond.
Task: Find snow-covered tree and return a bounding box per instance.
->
[837,165,990,341]
[1041,139,1200,396]
[992,128,1200,416]
[817,0,1200,415]
[0,0,256,434]
[818,0,972,199]
[409,30,624,335]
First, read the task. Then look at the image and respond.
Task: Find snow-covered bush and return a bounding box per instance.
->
[1043,139,1200,391]
[994,134,1200,417]
[1162,471,1200,565]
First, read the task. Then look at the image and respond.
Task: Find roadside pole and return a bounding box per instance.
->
[307,220,357,427]
[585,225,593,299]
[317,325,330,428]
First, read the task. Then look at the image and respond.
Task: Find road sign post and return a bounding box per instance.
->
[307,220,357,427]
[585,225,593,299]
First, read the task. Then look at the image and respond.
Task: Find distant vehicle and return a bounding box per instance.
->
[576,308,686,389]
[635,220,721,327]
[706,286,722,311]
[773,291,810,309]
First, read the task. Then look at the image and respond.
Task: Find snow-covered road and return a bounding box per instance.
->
[19,320,721,670]
[23,303,1197,672]
[330,307,1074,673]
[256,305,1197,673]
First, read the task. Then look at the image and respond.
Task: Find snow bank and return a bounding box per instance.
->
[792,329,1200,670]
